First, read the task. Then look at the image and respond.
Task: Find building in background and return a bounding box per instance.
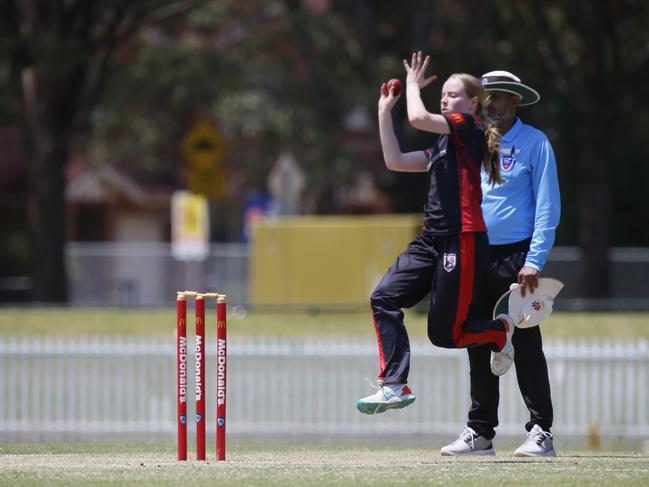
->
[66,164,172,242]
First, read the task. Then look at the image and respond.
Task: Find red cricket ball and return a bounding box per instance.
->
[387,78,402,96]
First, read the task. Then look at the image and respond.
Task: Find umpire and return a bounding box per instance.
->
[441,71,561,457]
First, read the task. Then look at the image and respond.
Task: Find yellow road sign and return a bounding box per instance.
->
[182,119,227,198]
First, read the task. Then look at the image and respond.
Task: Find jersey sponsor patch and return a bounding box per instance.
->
[426,149,446,171]
[449,113,465,125]
[443,253,457,272]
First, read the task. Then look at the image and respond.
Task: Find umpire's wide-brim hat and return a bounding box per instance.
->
[508,278,564,328]
[481,70,540,106]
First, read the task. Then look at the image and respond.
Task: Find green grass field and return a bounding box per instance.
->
[1,444,648,486]
[1,312,648,485]
[1,308,648,339]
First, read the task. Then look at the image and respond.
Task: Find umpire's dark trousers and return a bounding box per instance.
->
[466,238,553,439]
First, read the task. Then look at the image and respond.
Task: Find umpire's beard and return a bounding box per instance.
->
[485,108,517,133]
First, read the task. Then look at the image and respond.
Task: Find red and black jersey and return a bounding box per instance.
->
[422,113,487,235]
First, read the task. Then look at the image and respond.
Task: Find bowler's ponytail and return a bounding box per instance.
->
[483,124,502,185]
[449,73,502,185]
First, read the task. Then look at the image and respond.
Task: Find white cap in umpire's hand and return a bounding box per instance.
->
[508,278,564,328]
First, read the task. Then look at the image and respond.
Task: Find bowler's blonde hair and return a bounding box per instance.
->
[448,73,502,185]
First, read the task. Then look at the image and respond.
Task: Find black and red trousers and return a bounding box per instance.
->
[371,231,506,384]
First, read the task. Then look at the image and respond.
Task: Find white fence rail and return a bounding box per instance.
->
[1,337,648,443]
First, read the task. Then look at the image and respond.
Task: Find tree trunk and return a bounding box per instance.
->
[575,1,616,299]
[22,66,72,303]
[27,134,68,302]
[576,117,610,298]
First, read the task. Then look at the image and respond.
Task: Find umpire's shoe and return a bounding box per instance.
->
[514,424,557,457]
[440,426,496,456]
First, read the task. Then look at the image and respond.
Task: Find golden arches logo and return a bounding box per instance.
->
[217,320,226,329]
[196,317,203,325]
[179,318,186,327]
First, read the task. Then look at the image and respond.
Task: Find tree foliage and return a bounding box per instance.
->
[0,0,201,301]
[1,0,648,301]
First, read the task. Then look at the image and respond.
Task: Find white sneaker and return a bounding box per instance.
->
[490,314,515,376]
[514,424,556,457]
[356,383,415,414]
[440,426,495,456]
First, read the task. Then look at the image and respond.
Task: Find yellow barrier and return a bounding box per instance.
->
[249,215,421,308]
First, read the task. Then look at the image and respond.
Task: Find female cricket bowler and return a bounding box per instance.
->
[357,52,515,415]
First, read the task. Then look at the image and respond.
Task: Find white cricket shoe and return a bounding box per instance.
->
[356,383,415,415]
[490,314,515,376]
[440,426,496,456]
[514,424,557,457]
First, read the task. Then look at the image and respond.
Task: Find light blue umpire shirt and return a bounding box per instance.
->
[480,117,561,271]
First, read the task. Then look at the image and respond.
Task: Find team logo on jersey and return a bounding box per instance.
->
[500,146,520,172]
[443,253,456,272]
[501,155,516,171]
